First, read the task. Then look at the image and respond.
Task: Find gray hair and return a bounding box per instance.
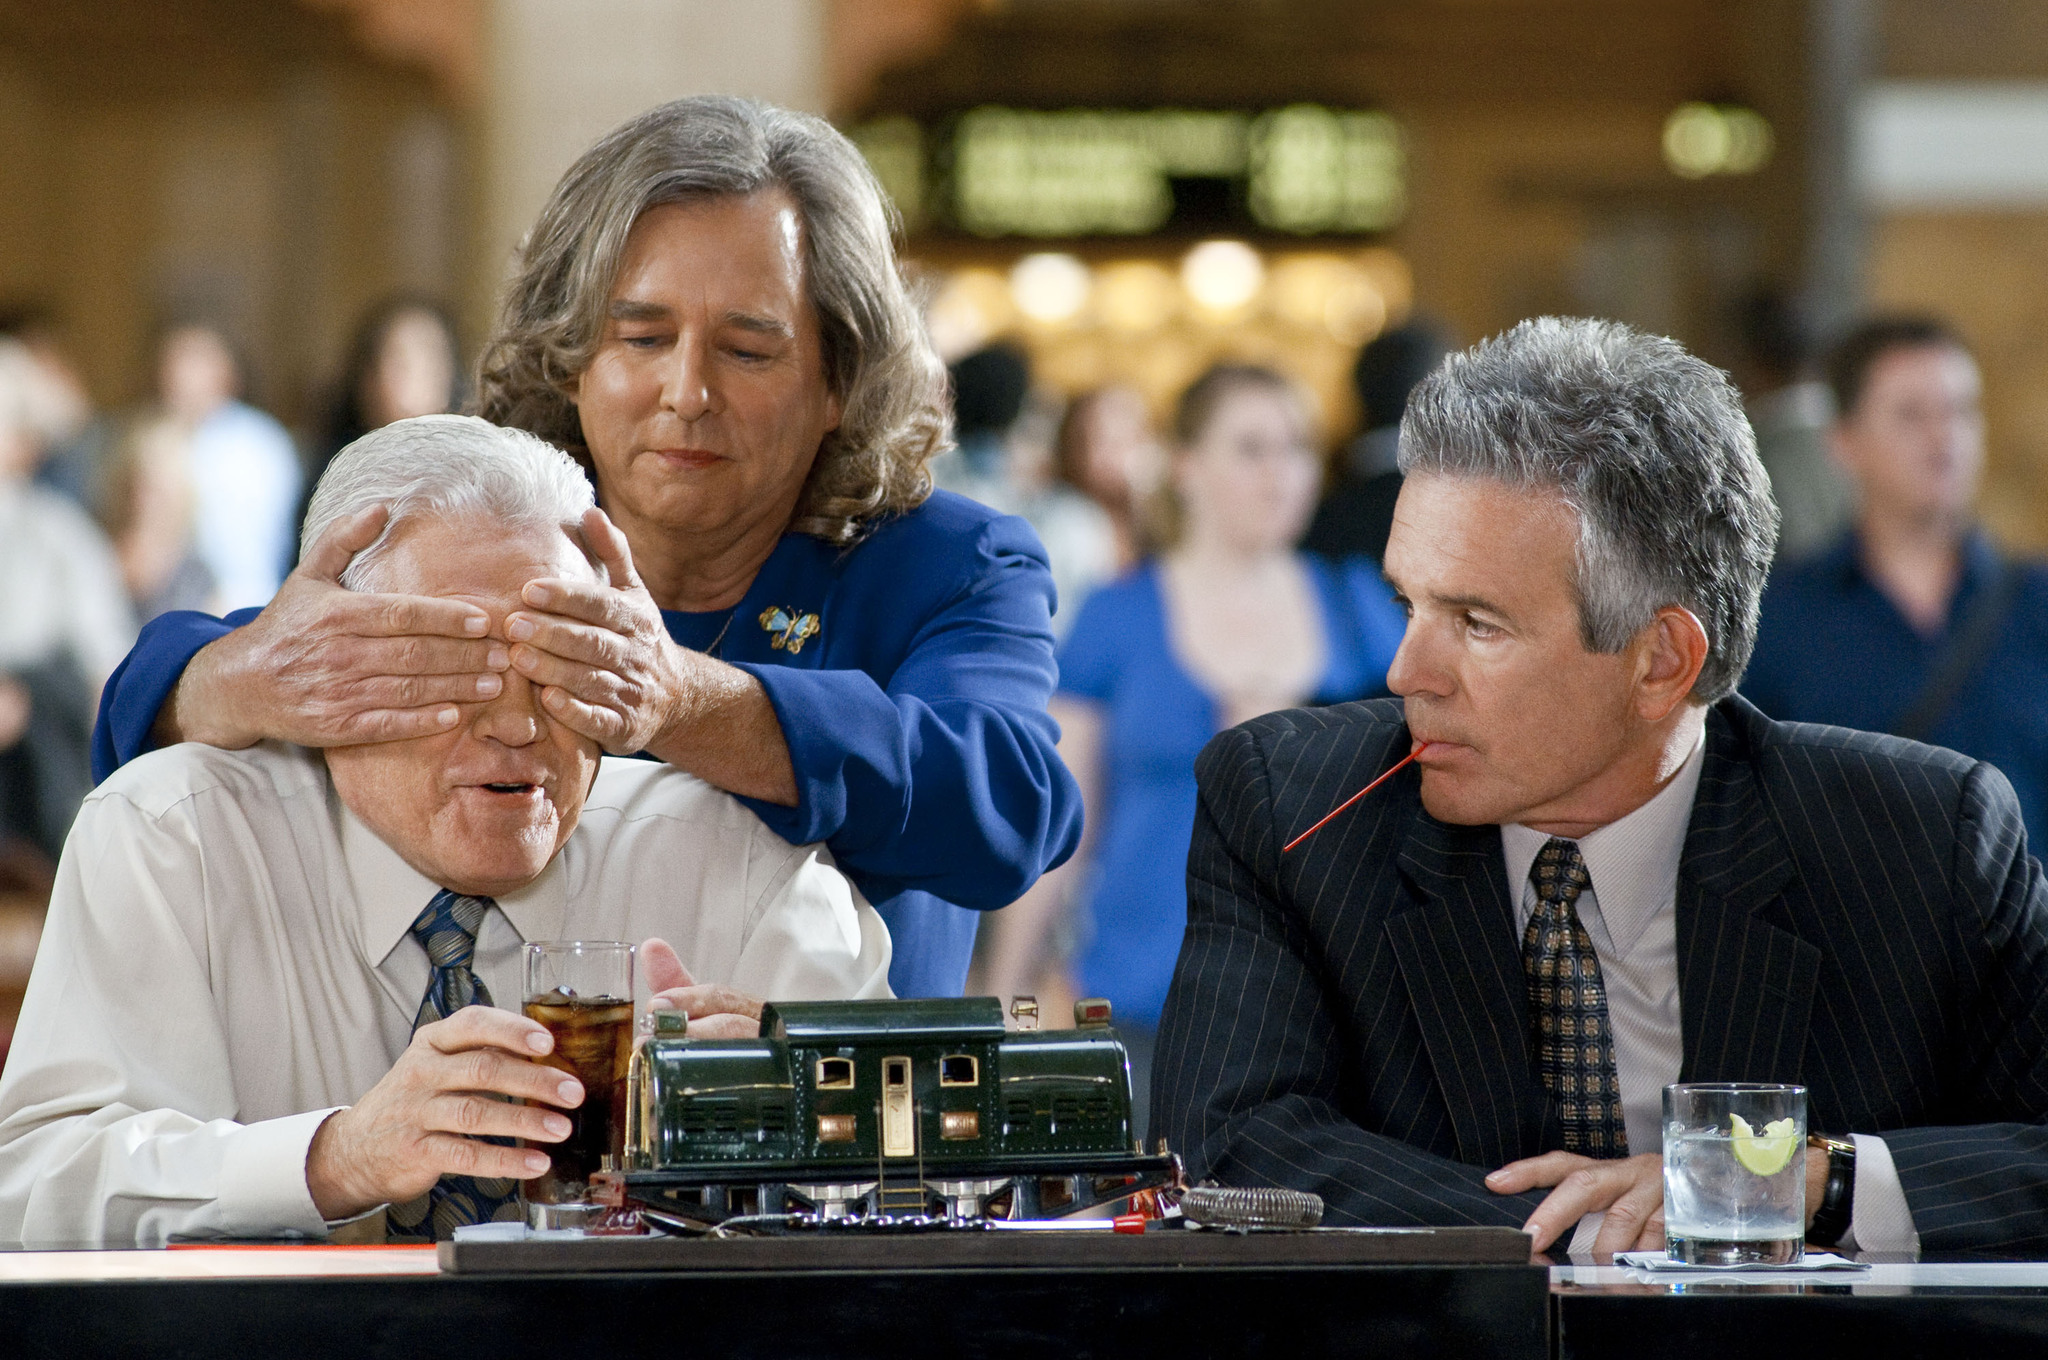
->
[475,95,948,545]
[303,414,598,592]
[1397,317,1779,702]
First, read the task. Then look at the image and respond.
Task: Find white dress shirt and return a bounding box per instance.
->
[0,741,892,1247]
[1499,728,1918,1257]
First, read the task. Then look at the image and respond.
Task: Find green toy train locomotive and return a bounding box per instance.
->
[619,996,1179,1224]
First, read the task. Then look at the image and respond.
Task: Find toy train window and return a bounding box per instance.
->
[815,1057,855,1089]
[939,1055,979,1086]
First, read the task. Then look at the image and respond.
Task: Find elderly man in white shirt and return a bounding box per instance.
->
[0,415,891,1246]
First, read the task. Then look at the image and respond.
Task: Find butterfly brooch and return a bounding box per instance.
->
[758,605,821,654]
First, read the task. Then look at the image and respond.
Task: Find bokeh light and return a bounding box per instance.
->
[1181,240,1265,316]
[926,267,1015,359]
[1662,103,1775,179]
[1095,261,1181,333]
[1010,252,1093,325]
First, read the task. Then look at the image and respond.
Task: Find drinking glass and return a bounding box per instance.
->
[1662,1082,1807,1265]
[520,941,634,1230]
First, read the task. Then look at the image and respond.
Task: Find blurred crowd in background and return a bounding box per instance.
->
[6,2,2048,1099]
[0,300,460,881]
[2,277,2022,1117]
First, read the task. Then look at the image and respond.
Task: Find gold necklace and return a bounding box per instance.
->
[703,604,740,658]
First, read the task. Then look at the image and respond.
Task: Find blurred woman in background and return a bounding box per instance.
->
[1052,384,1165,571]
[297,297,461,547]
[95,414,212,622]
[976,363,1406,1130]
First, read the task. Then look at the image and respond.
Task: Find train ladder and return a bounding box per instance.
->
[877,1099,928,1216]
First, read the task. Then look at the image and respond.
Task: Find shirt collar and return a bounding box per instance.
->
[1500,724,1708,958]
[330,771,570,968]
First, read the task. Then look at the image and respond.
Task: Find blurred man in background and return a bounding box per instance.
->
[1744,317,2048,849]
[933,342,1117,635]
[1731,287,1852,562]
[0,308,97,515]
[1304,320,1448,565]
[156,321,302,612]
[0,339,135,863]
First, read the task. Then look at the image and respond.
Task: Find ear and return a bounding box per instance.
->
[823,382,843,436]
[1633,605,1710,722]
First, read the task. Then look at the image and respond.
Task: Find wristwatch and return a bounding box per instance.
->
[1806,1133,1856,1247]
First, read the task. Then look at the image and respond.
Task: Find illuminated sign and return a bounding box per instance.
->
[849,105,1406,238]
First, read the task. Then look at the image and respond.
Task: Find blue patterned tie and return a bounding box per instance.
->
[1523,839,1630,1157]
[384,889,526,1241]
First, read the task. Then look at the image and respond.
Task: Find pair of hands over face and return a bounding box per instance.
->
[187,504,689,758]
[304,939,763,1221]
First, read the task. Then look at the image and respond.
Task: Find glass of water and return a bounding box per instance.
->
[1662,1083,1807,1265]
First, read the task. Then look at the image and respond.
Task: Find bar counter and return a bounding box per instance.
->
[1553,1259,2048,1358]
[8,1240,2048,1358]
[0,1231,1546,1360]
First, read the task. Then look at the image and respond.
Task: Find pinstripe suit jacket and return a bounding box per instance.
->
[1154,693,2048,1252]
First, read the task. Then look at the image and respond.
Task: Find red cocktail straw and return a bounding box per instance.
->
[1281,745,1427,853]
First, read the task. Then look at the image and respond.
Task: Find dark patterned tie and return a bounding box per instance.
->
[1522,839,1629,1157]
[384,889,525,1241]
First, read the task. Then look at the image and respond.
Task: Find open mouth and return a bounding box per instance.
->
[480,782,539,795]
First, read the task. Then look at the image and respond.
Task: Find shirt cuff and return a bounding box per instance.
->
[1841,1133,1920,1258]
[212,1107,344,1239]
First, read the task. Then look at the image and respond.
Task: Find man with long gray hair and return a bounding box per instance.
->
[92,96,1082,1003]
[1154,317,2048,1259]
[0,415,889,1245]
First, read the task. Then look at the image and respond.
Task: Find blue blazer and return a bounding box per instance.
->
[92,490,1084,999]
[1157,694,2048,1252]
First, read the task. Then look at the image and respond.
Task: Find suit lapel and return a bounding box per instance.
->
[1389,810,1560,1166]
[1675,704,1820,1083]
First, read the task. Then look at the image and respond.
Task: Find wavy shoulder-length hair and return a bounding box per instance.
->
[474,96,948,545]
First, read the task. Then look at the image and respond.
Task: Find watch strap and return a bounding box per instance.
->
[1806,1133,1856,1248]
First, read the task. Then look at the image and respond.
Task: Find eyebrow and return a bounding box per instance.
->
[1430,590,1513,620]
[726,311,795,338]
[607,299,669,323]
[1388,577,1514,622]
[606,299,795,339]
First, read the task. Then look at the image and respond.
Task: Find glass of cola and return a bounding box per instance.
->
[521,940,635,1230]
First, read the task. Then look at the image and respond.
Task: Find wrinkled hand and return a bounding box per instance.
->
[170,505,508,750]
[304,1006,585,1220]
[641,936,764,1038]
[1486,1150,1666,1257]
[504,508,700,757]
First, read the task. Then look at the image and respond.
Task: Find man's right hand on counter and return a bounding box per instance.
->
[303,1005,584,1221]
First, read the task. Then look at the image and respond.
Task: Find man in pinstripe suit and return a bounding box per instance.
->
[1155,317,2048,1259]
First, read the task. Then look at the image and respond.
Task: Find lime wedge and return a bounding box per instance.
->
[1729,1113,1799,1175]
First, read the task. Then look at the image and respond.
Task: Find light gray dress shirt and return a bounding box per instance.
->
[1500,729,1917,1256]
[0,741,892,1247]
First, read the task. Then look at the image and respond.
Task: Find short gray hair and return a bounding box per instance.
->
[303,414,598,592]
[1398,317,1779,702]
[475,95,947,546]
